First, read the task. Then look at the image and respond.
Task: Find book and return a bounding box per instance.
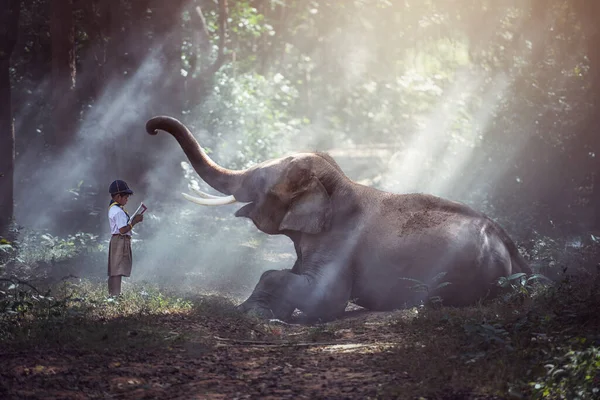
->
[128,202,148,224]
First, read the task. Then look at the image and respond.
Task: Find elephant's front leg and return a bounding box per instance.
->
[238,268,350,321]
[237,269,299,320]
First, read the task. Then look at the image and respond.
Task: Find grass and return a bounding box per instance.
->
[0,278,253,352]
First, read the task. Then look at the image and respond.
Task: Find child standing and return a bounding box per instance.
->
[107,179,143,297]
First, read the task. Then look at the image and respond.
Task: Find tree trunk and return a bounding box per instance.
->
[50,0,76,147]
[187,0,230,108]
[573,0,600,230]
[0,0,21,237]
[77,0,108,101]
[152,0,186,114]
[102,0,125,83]
[585,20,600,231]
[128,0,151,73]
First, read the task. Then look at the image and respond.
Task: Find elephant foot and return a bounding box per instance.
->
[237,301,295,321]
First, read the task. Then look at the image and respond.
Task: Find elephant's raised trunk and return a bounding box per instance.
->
[146,116,246,196]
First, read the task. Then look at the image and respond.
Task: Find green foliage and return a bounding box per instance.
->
[386,262,600,398]
[7,0,600,241]
[0,278,52,319]
[530,345,600,399]
[17,231,102,264]
[463,319,511,349]
[197,71,305,166]
[228,2,273,41]
[497,272,552,303]
[0,278,194,345]
[0,238,15,266]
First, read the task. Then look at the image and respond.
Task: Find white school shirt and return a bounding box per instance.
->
[108,204,132,236]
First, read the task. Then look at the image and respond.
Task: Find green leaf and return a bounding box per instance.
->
[527,274,552,283]
[433,281,452,290]
[430,271,448,283]
[507,273,527,281]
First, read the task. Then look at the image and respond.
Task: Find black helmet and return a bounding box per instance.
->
[109,179,134,195]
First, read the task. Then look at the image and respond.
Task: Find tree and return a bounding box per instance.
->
[572,0,600,230]
[151,0,187,114]
[50,0,76,146]
[186,0,230,109]
[0,0,21,237]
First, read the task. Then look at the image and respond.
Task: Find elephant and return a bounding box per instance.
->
[146,116,531,320]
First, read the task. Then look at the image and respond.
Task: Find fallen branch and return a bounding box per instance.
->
[213,336,364,347]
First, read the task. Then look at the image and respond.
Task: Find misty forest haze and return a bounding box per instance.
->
[1,0,600,399]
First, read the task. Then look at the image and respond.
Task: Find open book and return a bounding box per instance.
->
[128,202,148,224]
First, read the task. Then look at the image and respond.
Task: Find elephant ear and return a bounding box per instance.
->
[279,176,332,234]
[234,199,285,235]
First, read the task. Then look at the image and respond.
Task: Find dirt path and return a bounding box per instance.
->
[0,306,509,400]
[0,312,396,399]
[2,344,395,399]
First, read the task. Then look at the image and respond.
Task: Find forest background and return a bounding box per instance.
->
[0,0,599,289]
[1,1,600,398]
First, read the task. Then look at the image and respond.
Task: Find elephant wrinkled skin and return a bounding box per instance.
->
[147,116,531,320]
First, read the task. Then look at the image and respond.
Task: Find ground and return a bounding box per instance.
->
[0,301,511,400]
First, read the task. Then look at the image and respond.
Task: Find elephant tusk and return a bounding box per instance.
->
[190,187,232,200]
[182,192,238,206]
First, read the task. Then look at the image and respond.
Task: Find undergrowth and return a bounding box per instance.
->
[381,267,600,399]
[0,278,248,351]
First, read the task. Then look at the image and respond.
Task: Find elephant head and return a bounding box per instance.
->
[146,116,339,235]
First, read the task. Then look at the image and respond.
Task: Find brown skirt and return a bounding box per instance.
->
[108,235,132,277]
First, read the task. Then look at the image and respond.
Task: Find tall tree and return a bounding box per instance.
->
[50,0,76,146]
[0,0,21,237]
[152,0,187,113]
[564,0,600,230]
[187,0,230,108]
